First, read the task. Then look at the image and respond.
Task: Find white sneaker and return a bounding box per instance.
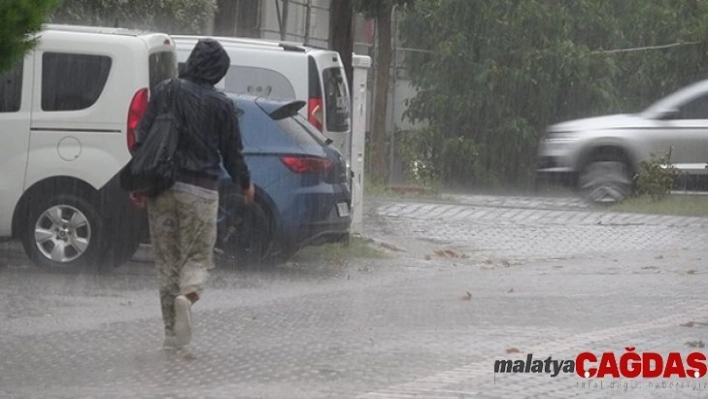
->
[174,295,193,347]
[163,334,180,350]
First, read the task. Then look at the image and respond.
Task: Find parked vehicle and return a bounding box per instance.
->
[0,24,178,271]
[216,94,351,266]
[537,79,708,203]
[170,35,352,157]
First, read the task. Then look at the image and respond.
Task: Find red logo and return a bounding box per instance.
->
[576,348,707,379]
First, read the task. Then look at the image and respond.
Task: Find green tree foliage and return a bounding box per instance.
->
[50,0,217,34]
[400,0,708,188]
[0,0,58,74]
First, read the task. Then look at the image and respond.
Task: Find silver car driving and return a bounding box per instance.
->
[537,79,708,203]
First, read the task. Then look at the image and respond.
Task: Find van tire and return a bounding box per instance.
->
[22,194,105,273]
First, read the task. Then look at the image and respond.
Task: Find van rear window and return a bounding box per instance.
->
[150,51,178,91]
[322,67,351,132]
[41,53,111,112]
[224,66,296,100]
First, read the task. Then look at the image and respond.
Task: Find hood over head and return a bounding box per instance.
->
[180,38,230,85]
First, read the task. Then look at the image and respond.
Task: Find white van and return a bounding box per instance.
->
[0,24,178,272]
[171,35,352,156]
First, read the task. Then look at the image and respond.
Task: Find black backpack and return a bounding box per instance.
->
[119,80,182,198]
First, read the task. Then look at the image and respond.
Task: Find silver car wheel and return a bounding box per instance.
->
[579,161,633,204]
[34,205,92,263]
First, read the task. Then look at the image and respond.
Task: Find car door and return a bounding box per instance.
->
[649,93,708,175]
[0,55,33,236]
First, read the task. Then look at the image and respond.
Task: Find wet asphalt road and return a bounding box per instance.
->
[2,194,708,399]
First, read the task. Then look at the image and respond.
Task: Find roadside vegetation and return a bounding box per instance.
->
[607,151,708,217]
[633,151,681,202]
[362,176,446,202]
[610,195,708,217]
[291,236,388,263]
[398,1,708,191]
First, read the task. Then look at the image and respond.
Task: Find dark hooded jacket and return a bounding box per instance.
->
[133,38,250,191]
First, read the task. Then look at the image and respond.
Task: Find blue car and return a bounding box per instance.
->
[215,94,352,266]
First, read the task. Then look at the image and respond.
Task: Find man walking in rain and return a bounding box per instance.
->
[131,38,254,350]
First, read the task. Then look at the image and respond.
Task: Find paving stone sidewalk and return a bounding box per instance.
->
[2,195,708,398]
[443,194,591,211]
[372,202,708,262]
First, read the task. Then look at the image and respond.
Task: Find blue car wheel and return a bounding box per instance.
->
[216,192,272,268]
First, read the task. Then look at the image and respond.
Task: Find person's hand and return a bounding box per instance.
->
[243,183,255,205]
[129,192,147,208]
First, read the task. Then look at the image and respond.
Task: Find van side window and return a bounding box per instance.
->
[0,61,23,113]
[41,53,112,111]
[224,66,296,100]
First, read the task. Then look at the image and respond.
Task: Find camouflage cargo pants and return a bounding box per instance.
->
[147,184,219,335]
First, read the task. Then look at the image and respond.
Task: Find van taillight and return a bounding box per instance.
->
[308,97,324,131]
[127,88,149,152]
[281,156,332,174]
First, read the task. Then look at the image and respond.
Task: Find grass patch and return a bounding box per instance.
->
[292,236,388,263]
[607,195,708,217]
[363,175,445,201]
[363,177,390,197]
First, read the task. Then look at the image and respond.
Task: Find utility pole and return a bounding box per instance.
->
[388,4,398,184]
[304,0,312,45]
[351,55,372,235]
[328,0,354,90]
[280,0,290,40]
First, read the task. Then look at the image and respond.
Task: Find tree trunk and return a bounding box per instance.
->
[280,0,290,40]
[213,0,238,36]
[328,0,354,91]
[370,3,393,182]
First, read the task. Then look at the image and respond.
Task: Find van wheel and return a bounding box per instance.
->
[216,193,272,269]
[22,194,104,272]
